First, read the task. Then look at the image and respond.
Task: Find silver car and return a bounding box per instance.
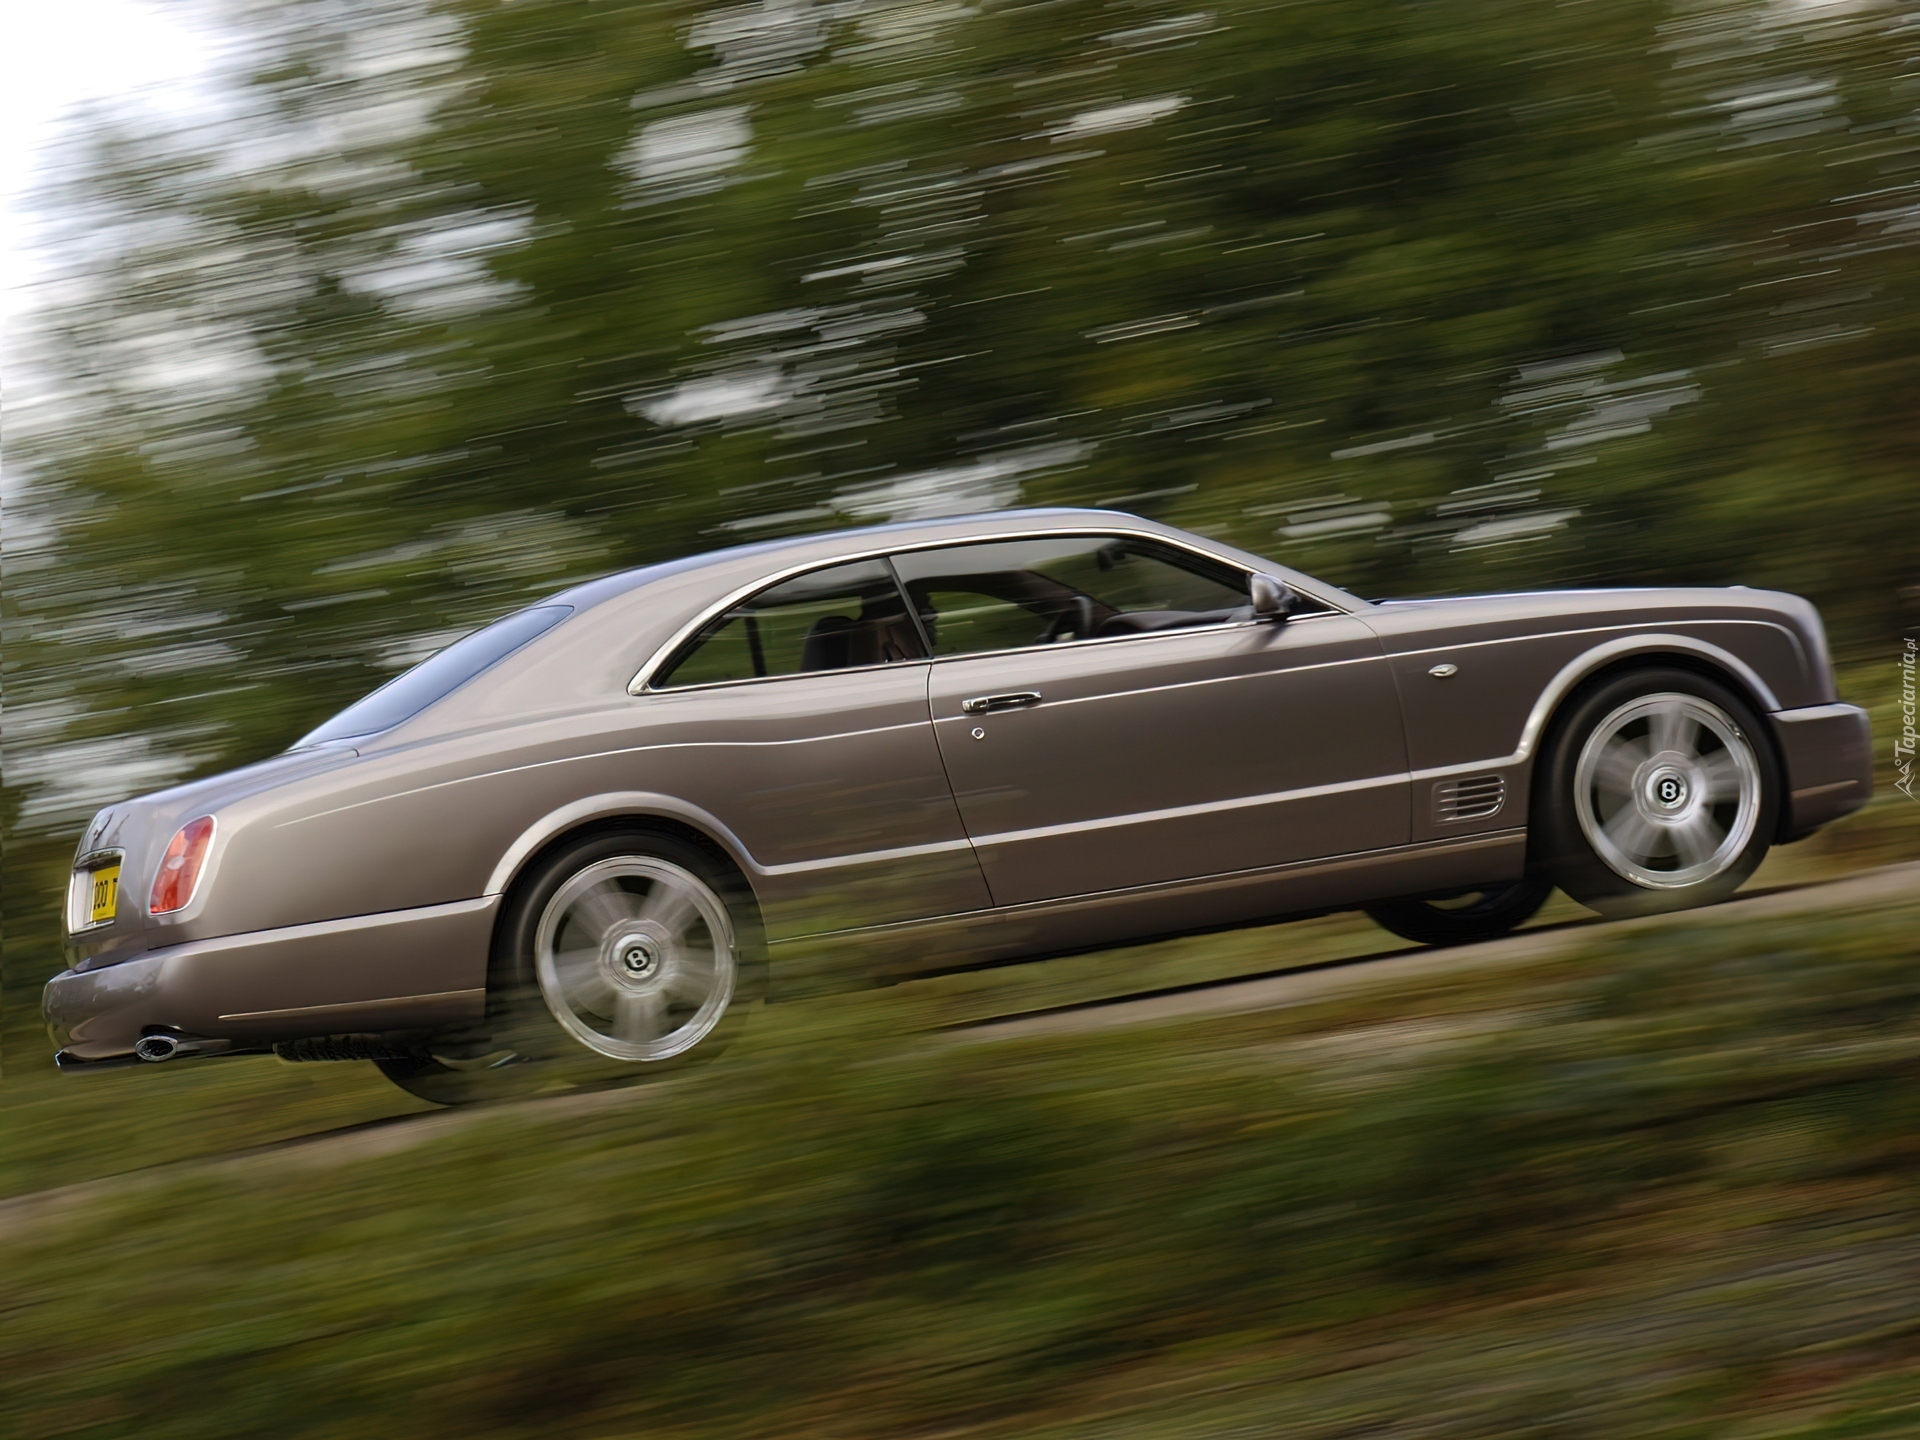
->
[45,508,1873,1102]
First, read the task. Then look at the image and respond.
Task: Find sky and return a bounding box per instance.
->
[0,0,222,332]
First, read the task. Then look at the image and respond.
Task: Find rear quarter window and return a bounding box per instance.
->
[295,604,573,747]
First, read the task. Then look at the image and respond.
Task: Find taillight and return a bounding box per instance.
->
[150,816,216,915]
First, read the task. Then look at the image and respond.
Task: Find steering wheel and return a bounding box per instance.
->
[1037,595,1097,644]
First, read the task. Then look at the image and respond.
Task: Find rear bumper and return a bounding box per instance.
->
[1772,702,1874,841]
[43,897,496,1065]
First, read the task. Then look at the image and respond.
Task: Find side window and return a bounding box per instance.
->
[653,559,926,688]
[890,536,1259,658]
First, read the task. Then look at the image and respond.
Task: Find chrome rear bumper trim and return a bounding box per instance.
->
[218,988,486,1024]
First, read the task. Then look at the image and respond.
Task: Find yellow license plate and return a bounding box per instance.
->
[88,865,120,925]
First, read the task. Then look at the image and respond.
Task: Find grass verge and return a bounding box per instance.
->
[6,884,1920,1437]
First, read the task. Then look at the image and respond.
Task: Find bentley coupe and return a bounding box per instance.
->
[45,508,1873,1102]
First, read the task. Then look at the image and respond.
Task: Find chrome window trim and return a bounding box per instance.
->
[628,526,1351,696]
[638,612,1351,701]
[640,555,928,696]
[637,655,930,700]
[925,608,1347,672]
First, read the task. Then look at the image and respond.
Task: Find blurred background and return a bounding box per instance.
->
[7,0,1919,903]
[5,0,1920,1433]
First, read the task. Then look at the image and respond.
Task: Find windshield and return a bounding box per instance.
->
[294,604,573,747]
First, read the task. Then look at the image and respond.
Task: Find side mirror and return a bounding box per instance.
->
[1249,573,1297,621]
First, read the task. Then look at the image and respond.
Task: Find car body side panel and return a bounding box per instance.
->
[926,615,1410,905]
[616,665,992,938]
[170,664,988,947]
[1365,592,1826,845]
[109,510,1348,950]
[49,830,1532,1053]
[45,898,495,1059]
[775,831,1528,983]
[147,733,611,942]
[61,748,366,973]
[1772,703,1874,839]
[43,510,1870,1068]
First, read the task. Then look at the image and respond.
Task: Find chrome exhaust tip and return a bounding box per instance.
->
[131,1032,236,1063]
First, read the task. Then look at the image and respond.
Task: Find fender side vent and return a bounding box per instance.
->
[1434,774,1504,823]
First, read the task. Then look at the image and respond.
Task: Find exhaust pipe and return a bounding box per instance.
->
[133,1032,235,1063]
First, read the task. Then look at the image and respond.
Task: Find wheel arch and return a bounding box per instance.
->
[1519,637,1790,838]
[482,793,763,909]
[1518,635,1781,764]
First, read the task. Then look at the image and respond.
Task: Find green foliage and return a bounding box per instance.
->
[6,6,1920,1420]
[9,900,1920,1436]
[8,0,1919,889]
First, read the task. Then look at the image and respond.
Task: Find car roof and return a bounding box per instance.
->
[541,507,1163,614]
[333,506,1369,748]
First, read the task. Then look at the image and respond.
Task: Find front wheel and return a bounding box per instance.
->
[379,829,763,1105]
[1534,668,1778,918]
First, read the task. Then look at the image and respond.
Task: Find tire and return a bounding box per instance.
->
[1532,667,1778,918]
[1365,874,1553,947]
[377,829,765,1106]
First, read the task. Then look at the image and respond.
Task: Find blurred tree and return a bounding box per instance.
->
[5,0,1918,983]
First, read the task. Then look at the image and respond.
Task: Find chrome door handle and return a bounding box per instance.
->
[960,691,1043,715]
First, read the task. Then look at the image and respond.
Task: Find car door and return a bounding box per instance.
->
[638,558,991,937]
[893,535,1410,908]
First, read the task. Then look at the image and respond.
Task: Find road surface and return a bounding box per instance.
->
[4,860,1914,1239]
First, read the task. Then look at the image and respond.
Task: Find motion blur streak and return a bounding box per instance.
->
[9,0,1920,851]
[3,0,1919,1433]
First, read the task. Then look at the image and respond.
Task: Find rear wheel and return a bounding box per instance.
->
[1534,668,1777,918]
[377,829,763,1106]
[1364,874,1553,947]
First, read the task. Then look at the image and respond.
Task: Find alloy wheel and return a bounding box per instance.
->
[1572,691,1762,890]
[533,856,736,1061]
